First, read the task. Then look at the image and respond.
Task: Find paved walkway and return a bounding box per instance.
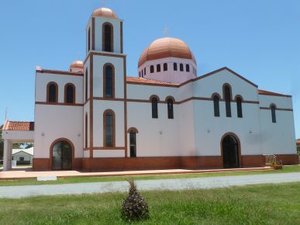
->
[0,167,271,179]
[0,172,300,199]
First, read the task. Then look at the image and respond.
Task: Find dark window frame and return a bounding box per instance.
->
[223,84,232,117]
[173,63,177,71]
[150,65,154,73]
[236,96,243,118]
[271,104,277,123]
[163,63,168,71]
[151,96,159,119]
[103,109,115,147]
[186,64,190,72]
[166,97,174,119]
[64,83,76,104]
[157,64,161,72]
[103,64,115,98]
[102,23,114,52]
[180,63,184,71]
[212,94,220,117]
[47,82,58,103]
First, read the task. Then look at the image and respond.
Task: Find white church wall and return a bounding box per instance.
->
[258,95,296,155]
[176,101,196,155]
[126,97,197,157]
[35,72,83,104]
[127,82,193,103]
[34,105,83,158]
[191,69,259,101]
[2,130,34,141]
[127,101,183,157]
[192,100,262,156]
[259,95,293,109]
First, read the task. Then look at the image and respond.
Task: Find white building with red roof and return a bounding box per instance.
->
[2,7,298,171]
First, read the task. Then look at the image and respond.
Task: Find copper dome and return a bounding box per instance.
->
[92,7,118,19]
[138,37,196,67]
[70,60,83,68]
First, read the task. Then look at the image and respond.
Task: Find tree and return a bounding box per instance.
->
[121,179,149,222]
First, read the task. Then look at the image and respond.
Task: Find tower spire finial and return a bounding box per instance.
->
[163,25,170,37]
[101,0,107,7]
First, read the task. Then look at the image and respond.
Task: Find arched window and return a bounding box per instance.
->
[47,82,58,103]
[85,113,88,148]
[236,96,243,118]
[186,64,190,72]
[271,104,276,123]
[85,69,88,101]
[150,65,154,73]
[103,110,115,147]
[180,63,184,71]
[144,68,146,75]
[157,64,161,72]
[64,83,75,104]
[223,84,232,117]
[166,97,174,119]
[173,63,177,71]
[213,94,220,117]
[163,63,168,71]
[128,128,138,158]
[103,23,113,52]
[141,70,144,77]
[88,27,91,51]
[151,96,158,118]
[103,64,115,98]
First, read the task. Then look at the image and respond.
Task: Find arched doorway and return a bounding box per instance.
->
[51,140,73,170]
[221,134,240,168]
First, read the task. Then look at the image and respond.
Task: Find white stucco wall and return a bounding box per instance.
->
[258,95,296,155]
[35,72,83,104]
[34,105,83,158]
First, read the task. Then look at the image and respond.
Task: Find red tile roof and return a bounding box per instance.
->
[258,89,291,97]
[3,121,34,131]
[296,139,300,145]
[126,77,178,87]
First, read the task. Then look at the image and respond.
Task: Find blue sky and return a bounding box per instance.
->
[0,0,299,138]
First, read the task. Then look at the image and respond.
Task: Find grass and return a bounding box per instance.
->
[0,165,299,187]
[0,182,299,225]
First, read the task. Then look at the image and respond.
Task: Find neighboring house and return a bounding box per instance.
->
[297,139,300,155]
[2,7,298,171]
[12,147,33,165]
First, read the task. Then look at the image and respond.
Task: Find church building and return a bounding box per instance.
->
[2,7,298,171]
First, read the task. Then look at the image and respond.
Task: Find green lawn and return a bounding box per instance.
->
[0,182,299,225]
[1,165,300,186]
[0,165,299,187]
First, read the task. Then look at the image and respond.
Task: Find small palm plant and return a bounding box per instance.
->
[121,178,149,221]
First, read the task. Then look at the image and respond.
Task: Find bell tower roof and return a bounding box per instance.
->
[92,7,118,19]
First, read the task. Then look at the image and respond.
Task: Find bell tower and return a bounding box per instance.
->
[83,7,127,170]
[86,7,123,54]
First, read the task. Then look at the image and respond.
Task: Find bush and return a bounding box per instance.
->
[121,178,149,222]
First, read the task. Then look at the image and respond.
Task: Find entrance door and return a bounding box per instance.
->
[222,135,240,168]
[52,141,72,170]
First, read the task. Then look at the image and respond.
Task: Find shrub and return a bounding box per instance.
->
[121,178,149,222]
